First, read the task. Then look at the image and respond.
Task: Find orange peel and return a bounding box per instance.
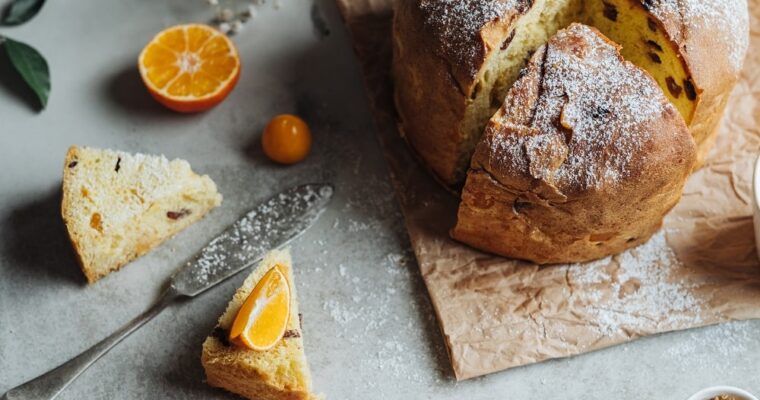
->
[229,265,291,351]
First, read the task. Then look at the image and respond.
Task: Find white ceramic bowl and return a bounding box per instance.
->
[687,386,759,400]
[754,155,760,262]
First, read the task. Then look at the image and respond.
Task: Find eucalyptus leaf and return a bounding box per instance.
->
[2,37,50,108]
[1,0,45,25]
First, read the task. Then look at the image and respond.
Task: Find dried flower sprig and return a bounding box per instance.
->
[205,0,282,35]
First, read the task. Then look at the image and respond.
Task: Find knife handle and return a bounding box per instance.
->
[2,287,179,400]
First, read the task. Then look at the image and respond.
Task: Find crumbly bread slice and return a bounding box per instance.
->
[202,249,319,400]
[61,146,222,283]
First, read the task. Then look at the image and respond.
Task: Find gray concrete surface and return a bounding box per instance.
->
[1,1,759,399]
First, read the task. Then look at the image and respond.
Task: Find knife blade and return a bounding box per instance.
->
[171,182,333,296]
[2,182,333,400]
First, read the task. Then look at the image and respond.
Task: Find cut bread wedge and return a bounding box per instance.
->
[61,146,222,283]
[202,249,319,400]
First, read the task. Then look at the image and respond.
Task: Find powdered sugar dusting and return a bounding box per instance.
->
[69,147,220,230]
[569,231,703,338]
[171,184,332,294]
[665,321,756,373]
[320,250,434,386]
[417,0,748,80]
[688,0,749,70]
[420,0,519,75]
[488,24,671,190]
[647,0,749,71]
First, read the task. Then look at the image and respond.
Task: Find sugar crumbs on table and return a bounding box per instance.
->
[319,252,428,384]
[666,321,755,374]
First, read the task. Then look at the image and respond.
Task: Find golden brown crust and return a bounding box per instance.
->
[451,24,697,264]
[638,0,749,164]
[61,146,98,283]
[392,0,527,186]
[202,338,314,400]
[413,0,529,84]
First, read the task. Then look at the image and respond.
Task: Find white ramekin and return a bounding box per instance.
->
[754,155,760,262]
[687,386,759,400]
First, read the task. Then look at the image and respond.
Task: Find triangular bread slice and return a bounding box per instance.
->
[202,249,318,400]
[61,145,222,283]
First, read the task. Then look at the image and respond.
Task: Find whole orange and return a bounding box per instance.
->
[262,114,312,165]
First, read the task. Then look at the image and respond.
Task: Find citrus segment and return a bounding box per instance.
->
[138,24,240,113]
[229,265,291,351]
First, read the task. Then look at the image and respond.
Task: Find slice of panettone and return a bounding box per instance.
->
[61,145,222,283]
[201,249,319,400]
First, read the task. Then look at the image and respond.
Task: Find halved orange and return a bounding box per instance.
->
[138,24,241,113]
[229,265,291,351]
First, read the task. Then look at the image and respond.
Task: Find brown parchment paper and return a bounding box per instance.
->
[336,0,760,381]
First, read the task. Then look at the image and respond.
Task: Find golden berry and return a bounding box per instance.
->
[262,114,312,165]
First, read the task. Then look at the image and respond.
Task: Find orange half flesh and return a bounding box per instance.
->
[229,265,291,351]
[138,24,241,112]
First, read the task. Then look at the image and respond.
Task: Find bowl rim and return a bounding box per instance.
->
[687,385,759,400]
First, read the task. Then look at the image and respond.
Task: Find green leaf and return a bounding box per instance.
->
[1,0,45,25]
[2,37,50,108]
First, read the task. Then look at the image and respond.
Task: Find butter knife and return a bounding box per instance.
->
[2,183,334,400]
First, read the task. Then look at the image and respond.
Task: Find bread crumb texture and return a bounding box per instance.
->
[61,146,222,283]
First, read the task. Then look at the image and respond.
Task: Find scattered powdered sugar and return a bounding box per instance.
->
[70,147,216,229]
[175,184,331,290]
[488,24,669,190]
[320,249,434,385]
[665,321,757,373]
[420,0,519,75]
[568,231,703,338]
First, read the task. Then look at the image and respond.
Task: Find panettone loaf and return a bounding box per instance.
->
[451,24,697,264]
[393,0,749,187]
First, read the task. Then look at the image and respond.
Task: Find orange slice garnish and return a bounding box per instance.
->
[229,265,291,351]
[138,24,241,113]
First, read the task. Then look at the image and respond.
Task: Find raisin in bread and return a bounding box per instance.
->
[451,24,696,264]
[201,249,319,400]
[393,0,748,187]
[61,146,222,283]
